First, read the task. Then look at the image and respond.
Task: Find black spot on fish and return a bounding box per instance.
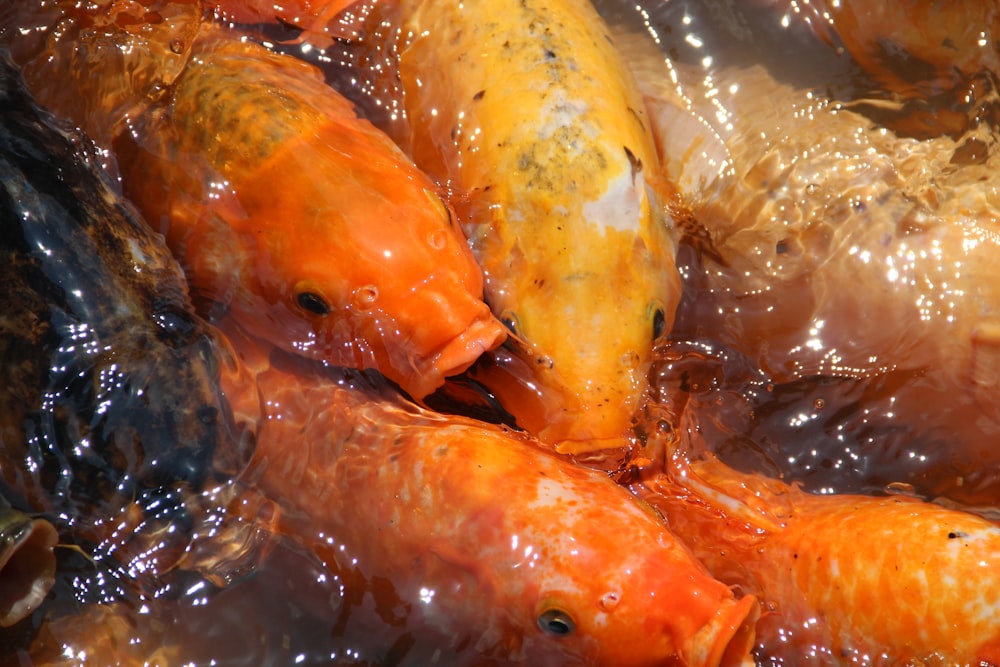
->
[624,145,642,179]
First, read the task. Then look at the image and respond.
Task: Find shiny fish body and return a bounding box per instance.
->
[0,2,506,400]
[777,0,1000,98]
[0,54,255,583]
[222,322,757,667]
[391,0,682,451]
[641,456,1000,665]
[0,54,248,511]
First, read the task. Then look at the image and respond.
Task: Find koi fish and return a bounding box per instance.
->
[383,0,683,452]
[207,0,357,39]
[639,454,1000,665]
[0,52,250,511]
[0,53,265,598]
[0,3,507,400]
[769,0,1000,98]
[0,495,58,628]
[219,320,757,666]
[625,35,1000,501]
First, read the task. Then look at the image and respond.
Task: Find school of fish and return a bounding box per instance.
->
[0,0,999,665]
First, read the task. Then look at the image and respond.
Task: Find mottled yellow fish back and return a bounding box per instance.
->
[398,0,681,450]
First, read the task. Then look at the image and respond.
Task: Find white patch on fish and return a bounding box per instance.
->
[582,167,644,233]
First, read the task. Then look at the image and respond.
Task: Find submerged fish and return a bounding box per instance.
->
[0,2,506,400]
[0,53,255,581]
[626,39,1000,501]
[216,320,757,666]
[381,0,682,452]
[770,0,1000,98]
[639,453,1000,665]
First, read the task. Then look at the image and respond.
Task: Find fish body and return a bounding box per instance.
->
[774,0,1000,98]
[1,4,506,400]
[641,455,1000,665]
[388,0,682,451]
[628,45,1000,500]
[222,321,756,666]
[0,54,260,592]
[0,53,249,513]
[0,0,203,149]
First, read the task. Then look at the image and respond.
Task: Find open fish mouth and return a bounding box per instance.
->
[0,500,58,627]
[684,594,760,667]
[417,310,508,398]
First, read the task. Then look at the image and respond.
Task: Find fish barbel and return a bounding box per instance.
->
[383,0,682,452]
[0,2,507,400]
[221,320,757,666]
[639,453,1000,665]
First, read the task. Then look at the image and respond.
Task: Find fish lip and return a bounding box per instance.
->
[0,516,58,627]
[682,594,760,667]
[412,313,508,398]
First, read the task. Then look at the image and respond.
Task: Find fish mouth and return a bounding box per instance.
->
[683,594,759,667]
[411,312,507,399]
[0,511,58,627]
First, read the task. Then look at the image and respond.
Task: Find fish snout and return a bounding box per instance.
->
[680,595,759,667]
[402,299,507,399]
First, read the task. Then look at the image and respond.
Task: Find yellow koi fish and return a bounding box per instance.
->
[389,0,683,452]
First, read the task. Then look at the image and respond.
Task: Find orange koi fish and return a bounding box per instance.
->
[220,321,757,666]
[207,0,357,37]
[640,454,1000,665]
[0,3,506,400]
[385,0,682,452]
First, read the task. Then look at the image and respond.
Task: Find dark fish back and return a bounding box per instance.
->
[0,52,252,524]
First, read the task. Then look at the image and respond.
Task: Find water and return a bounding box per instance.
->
[4,0,1000,664]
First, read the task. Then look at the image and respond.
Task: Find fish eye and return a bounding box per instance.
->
[537,608,575,636]
[296,291,331,316]
[651,306,666,340]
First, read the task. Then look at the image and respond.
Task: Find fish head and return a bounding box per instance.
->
[470,454,758,667]
[517,557,759,667]
[468,189,682,453]
[229,132,507,399]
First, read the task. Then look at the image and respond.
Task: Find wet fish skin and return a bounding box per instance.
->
[641,454,1000,665]
[223,322,756,667]
[0,53,251,532]
[0,0,507,401]
[388,0,682,452]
